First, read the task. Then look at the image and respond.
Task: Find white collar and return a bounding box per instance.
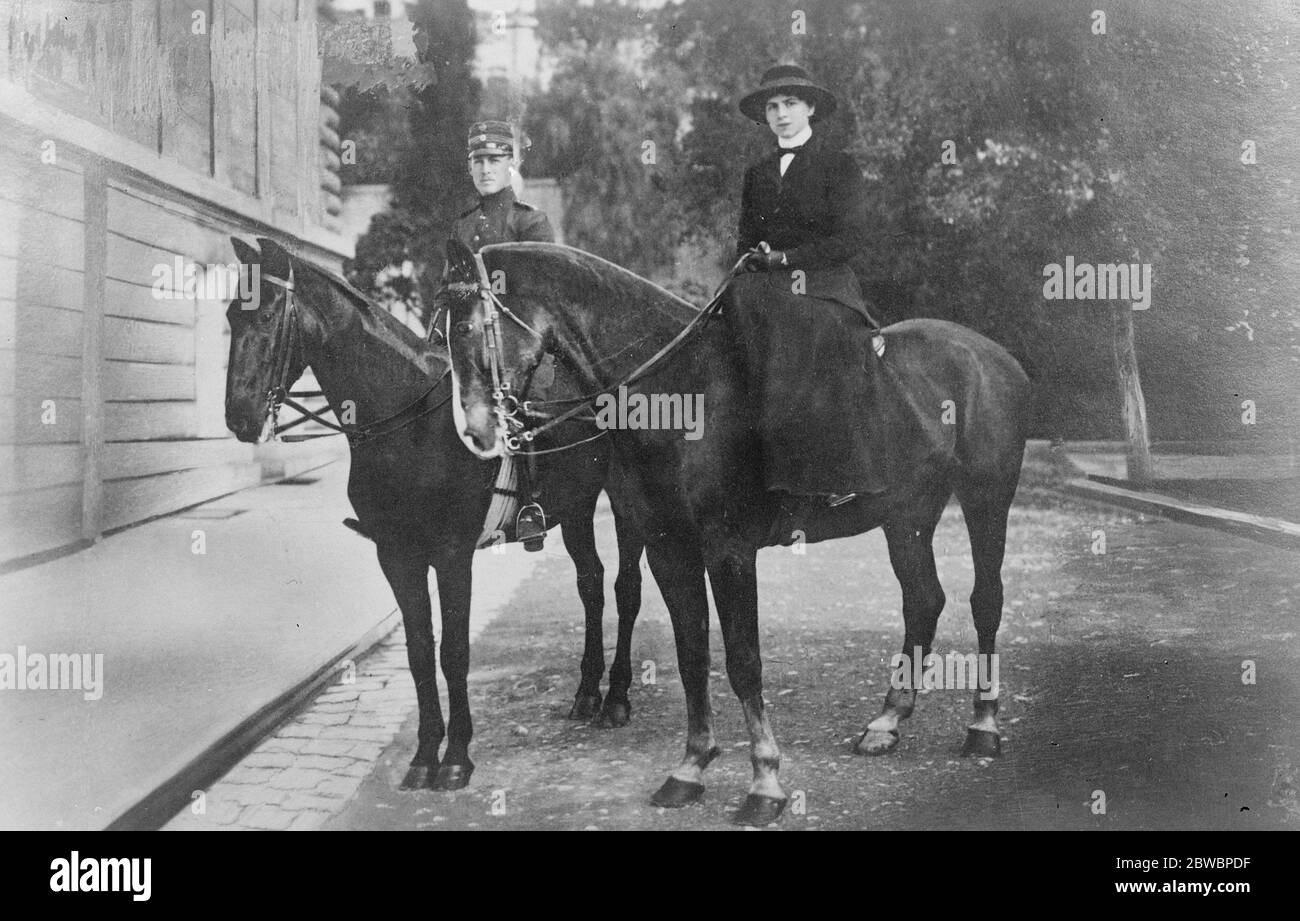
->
[778,126,813,151]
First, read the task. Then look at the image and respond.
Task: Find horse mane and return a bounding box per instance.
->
[478,242,699,322]
[285,250,433,354]
[299,257,381,316]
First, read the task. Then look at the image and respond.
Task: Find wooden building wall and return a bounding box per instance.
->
[0,0,349,568]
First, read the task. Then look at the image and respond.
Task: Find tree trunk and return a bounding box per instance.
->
[1112,302,1153,486]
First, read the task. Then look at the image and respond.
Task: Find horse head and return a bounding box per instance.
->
[442,240,556,459]
[224,236,309,443]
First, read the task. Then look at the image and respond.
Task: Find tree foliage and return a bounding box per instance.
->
[524,0,1296,442]
[525,1,686,276]
[344,0,480,321]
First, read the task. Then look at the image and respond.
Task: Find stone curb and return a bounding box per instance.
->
[1059,477,1300,552]
[111,611,402,830]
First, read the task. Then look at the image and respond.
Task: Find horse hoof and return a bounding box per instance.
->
[567,691,603,721]
[399,763,439,790]
[432,763,474,790]
[591,699,631,729]
[855,728,900,756]
[733,794,787,827]
[961,729,1002,758]
[650,776,705,809]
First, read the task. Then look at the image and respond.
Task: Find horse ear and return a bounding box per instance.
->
[230,236,260,267]
[256,236,292,281]
[444,239,478,284]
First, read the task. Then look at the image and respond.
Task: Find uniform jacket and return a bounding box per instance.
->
[451,187,554,253]
[736,130,868,270]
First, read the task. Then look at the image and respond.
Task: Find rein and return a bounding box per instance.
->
[463,253,747,456]
[260,267,451,447]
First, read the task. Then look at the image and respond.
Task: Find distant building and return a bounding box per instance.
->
[469,0,547,116]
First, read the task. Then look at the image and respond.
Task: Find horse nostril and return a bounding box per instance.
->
[227,416,257,441]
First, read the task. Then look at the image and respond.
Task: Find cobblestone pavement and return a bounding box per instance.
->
[163,632,414,831]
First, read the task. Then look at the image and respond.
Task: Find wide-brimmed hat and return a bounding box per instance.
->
[738,64,838,124]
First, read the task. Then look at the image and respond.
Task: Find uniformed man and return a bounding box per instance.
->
[452,119,554,253]
[439,120,555,549]
[429,120,553,343]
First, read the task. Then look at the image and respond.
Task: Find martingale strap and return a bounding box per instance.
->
[476,454,520,549]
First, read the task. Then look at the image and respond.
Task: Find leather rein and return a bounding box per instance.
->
[259,266,451,447]
[461,251,746,457]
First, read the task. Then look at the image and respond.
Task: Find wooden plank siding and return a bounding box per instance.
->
[80,160,107,542]
[210,0,259,198]
[0,0,347,567]
[161,0,214,177]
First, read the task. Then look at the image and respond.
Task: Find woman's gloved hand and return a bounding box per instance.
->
[741,243,789,272]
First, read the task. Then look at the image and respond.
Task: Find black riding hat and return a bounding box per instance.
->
[738,64,838,124]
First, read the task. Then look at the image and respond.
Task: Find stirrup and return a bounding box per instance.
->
[516,503,547,552]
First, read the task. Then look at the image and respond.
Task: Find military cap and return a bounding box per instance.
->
[467,120,515,157]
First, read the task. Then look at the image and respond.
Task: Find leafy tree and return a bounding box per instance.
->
[344,0,480,322]
[335,84,414,186]
[525,1,687,277]
[646,0,1297,442]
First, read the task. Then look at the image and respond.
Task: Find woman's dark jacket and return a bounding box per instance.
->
[736,130,868,270]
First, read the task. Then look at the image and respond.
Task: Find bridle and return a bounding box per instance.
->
[255,262,451,446]
[456,250,745,456]
[451,253,601,456]
[261,267,303,437]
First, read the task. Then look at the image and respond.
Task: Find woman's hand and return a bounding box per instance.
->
[740,244,788,272]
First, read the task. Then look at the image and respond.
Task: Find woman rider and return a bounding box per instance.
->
[730,64,884,502]
[736,65,867,280]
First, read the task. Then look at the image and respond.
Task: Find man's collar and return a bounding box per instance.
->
[479,187,516,210]
[778,126,814,150]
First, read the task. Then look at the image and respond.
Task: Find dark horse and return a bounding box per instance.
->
[444,241,1032,825]
[223,236,645,791]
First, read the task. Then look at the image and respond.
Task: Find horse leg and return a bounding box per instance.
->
[560,502,606,721]
[432,556,476,790]
[706,546,787,826]
[857,491,950,756]
[594,507,643,729]
[958,491,1012,757]
[645,538,719,808]
[376,544,443,789]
